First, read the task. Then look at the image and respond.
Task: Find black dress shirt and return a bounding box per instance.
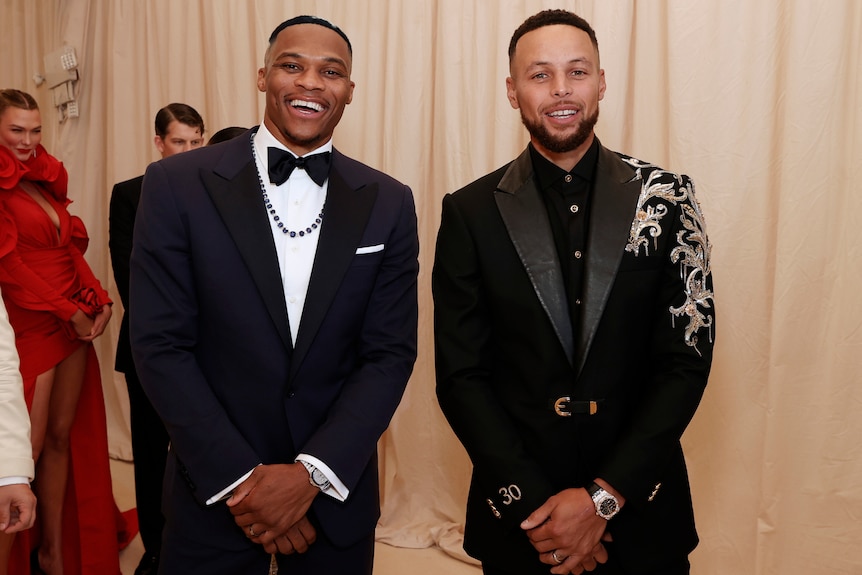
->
[529,138,599,333]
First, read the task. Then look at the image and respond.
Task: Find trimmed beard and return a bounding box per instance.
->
[520,106,599,154]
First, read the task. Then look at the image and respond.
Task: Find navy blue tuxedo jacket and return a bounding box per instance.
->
[433,143,715,573]
[129,129,418,554]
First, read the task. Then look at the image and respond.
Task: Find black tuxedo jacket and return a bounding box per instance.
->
[433,143,715,573]
[129,130,418,567]
[108,174,143,374]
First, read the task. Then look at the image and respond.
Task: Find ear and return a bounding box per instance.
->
[346,81,355,105]
[257,68,266,93]
[154,135,165,155]
[598,69,606,101]
[506,77,519,110]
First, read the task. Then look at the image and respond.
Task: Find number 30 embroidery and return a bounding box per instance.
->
[499,484,522,505]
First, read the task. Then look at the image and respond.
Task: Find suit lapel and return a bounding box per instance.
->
[201,136,293,352]
[290,152,378,377]
[576,146,641,376]
[495,148,575,366]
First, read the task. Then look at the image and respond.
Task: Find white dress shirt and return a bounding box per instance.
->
[206,125,347,505]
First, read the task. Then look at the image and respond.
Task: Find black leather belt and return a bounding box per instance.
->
[551,397,601,417]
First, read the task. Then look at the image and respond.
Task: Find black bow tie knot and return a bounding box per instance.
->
[267,147,331,187]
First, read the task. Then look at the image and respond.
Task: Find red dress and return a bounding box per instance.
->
[0,145,136,574]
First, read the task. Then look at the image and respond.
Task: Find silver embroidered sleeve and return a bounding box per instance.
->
[626,169,687,257]
[620,157,715,356]
[669,183,714,356]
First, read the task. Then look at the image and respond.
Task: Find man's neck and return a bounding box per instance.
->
[531,132,596,173]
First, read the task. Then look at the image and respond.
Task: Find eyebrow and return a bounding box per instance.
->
[275,51,349,68]
[528,57,592,68]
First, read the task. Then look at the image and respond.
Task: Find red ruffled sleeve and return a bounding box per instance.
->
[68,215,112,311]
[0,207,80,321]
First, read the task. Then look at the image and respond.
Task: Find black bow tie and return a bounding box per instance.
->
[267,147,332,187]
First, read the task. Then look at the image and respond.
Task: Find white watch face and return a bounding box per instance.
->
[312,468,329,488]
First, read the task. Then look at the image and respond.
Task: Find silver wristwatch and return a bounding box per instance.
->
[586,482,620,520]
[300,461,331,492]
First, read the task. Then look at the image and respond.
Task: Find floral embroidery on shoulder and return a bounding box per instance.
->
[619,154,714,355]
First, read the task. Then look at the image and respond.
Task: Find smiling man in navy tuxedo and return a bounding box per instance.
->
[130,15,418,575]
[434,9,715,575]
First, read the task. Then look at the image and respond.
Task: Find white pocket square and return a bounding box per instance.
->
[355,244,384,255]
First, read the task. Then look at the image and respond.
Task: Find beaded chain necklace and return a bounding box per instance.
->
[251,139,325,237]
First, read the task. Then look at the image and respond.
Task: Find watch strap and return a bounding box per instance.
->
[586,482,602,497]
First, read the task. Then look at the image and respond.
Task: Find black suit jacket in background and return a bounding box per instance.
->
[433,143,715,573]
[108,175,143,374]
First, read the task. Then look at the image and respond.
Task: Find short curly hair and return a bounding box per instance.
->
[508,9,599,64]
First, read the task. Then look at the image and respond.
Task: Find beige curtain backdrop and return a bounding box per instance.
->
[2,1,860,573]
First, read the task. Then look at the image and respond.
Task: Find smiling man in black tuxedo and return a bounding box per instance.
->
[434,9,715,575]
[130,15,418,575]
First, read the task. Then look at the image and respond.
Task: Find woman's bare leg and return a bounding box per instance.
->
[33,344,87,575]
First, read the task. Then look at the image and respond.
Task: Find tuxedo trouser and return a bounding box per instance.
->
[159,521,374,575]
[482,551,690,575]
[126,366,170,556]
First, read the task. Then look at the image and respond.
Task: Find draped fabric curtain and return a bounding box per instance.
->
[1,1,860,573]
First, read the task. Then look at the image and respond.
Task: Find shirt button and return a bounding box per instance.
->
[574,250,583,259]
[287,390,295,399]
[575,299,582,305]
[288,296,297,304]
[564,175,573,183]
[569,204,579,214]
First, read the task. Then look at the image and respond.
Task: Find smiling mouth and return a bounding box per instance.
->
[547,109,578,118]
[290,99,324,112]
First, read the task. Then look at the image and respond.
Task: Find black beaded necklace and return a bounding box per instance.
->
[251,140,325,237]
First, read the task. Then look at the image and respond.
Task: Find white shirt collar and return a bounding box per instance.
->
[253,123,333,172]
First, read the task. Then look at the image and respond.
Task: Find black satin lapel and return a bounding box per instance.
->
[202,161,293,352]
[495,178,574,366]
[576,151,641,376]
[290,169,378,376]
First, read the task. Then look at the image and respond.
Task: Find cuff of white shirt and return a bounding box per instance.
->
[295,454,348,502]
[0,476,30,487]
[206,465,259,506]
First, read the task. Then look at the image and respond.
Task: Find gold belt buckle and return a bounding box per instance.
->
[553,397,598,416]
[554,396,572,417]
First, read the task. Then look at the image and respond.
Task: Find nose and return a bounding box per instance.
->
[296,68,324,90]
[23,132,31,145]
[552,78,572,98]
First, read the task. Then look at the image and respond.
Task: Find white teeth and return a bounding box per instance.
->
[290,100,323,112]
[548,109,577,117]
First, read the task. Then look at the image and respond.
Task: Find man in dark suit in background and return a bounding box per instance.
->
[130,15,418,575]
[108,102,205,575]
[433,10,715,575]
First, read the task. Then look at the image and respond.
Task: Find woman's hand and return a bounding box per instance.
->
[70,308,94,339]
[70,304,111,341]
[88,304,112,339]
